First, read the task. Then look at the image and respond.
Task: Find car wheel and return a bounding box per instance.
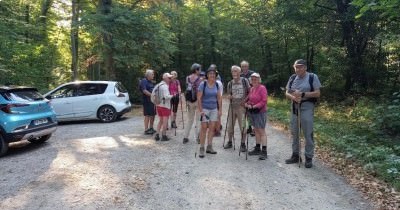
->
[98,105,116,123]
[28,134,51,144]
[0,134,9,157]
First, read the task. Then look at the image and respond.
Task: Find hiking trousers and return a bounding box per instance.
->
[227,104,246,142]
[184,101,199,139]
[290,101,315,159]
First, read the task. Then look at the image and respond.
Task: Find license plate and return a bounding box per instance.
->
[34,118,48,125]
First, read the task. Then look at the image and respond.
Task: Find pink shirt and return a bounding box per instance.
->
[169,79,180,95]
[247,84,268,113]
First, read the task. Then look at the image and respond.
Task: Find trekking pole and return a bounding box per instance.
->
[231,99,236,150]
[180,94,185,129]
[245,110,249,160]
[239,110,247,157]
[297,103,301,168]
[222,100,231,148]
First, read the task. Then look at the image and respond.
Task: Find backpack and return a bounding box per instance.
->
[288,73,317,103]
[151,83,164,105]
[228,77,249,96]
[201,81,219,96]
[185,76,200,102]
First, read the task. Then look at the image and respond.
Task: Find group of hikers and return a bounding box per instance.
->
[139,59,321,168]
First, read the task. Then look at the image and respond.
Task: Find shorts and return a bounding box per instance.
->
[200,108,218,122]
[143,100,156,116]
[157,106,171,117]
[170,95,179,113]
[249,111,267,129]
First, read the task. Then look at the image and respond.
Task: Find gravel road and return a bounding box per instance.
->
[0,100,374,210]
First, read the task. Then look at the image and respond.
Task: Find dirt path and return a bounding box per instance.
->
[0,100,374,210]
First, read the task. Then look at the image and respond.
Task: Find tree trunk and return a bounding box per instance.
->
[71,0,80,81]
[98,0,115,80]
[39,0,53,41]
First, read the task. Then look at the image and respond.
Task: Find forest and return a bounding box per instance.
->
[0,0,399,196]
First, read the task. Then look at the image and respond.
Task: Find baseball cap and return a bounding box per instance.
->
[294,59,307,66]
[250,72,260,78]
[191,63,201,71]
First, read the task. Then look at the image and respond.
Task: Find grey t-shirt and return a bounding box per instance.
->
[286,72,321,101]
[227,77,250,105]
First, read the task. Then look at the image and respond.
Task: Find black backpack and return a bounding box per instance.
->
[288,73,317,103]
[185,76,200,102]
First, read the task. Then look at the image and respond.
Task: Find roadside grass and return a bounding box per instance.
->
[267,96,400,191]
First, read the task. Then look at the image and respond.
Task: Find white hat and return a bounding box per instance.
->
[163,72,173,79]
[250,72,260,78]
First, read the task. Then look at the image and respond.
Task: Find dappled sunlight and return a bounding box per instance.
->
[72,136,120,153]
[118,135,153,146]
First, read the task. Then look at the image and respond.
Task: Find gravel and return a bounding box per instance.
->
[0,100,374,210]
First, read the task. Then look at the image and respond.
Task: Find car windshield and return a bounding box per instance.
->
[115,82,128,93]
[1,89,44,102]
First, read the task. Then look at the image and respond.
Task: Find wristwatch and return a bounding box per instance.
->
[301,92,305,98]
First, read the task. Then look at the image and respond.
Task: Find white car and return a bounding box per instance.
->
[44,81,131,123]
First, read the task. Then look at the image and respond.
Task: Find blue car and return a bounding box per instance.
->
[0,86,57,156]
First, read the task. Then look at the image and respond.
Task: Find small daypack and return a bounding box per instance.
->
[151,83,164,105]
[185,76,200,102]
[288,73,317,103]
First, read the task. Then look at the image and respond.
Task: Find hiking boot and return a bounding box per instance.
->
[285,154,302,164]
[183,138,189,144]
[248,146,261,156]
[149,128,156,134]
[154,133,160,141]
[206,145,217,154]
[259,150,268,160]
[199,147,205,158]
[224,141,233,149]
[171,121,177,128]
[161,135,170,141]
[305,157,313,168]
[240,144,247,152]
[144,128,153,135]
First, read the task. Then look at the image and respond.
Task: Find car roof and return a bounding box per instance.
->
[0,85,37,93]
[60,81,117,85]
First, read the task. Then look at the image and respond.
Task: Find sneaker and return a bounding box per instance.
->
[171,121,177,128]
[161,135,170,141]
[248,146,261,156]
[259,150,268,160]
[285,154,302,164]
[199,147,205,158]
[154,133,160,141]
[206,145,217,154]
[305,157,313,168]
[183,138,189,144]
[240,144,247,152]
[224,141,233,149]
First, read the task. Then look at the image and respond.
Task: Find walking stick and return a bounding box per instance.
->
[180,94,185,129]
[231,99,236,150]
[222,100,231,148]
[245,110,249,160]
[239,110,247,157]
[297,103,301,168]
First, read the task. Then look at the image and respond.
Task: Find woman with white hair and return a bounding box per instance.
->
[154,73,175,141]
[244,73,268,160]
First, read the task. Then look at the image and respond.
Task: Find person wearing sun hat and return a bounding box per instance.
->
[284,59,321,168]
[244,72,268,160]
[154,72,176,142]
[196,66,223,158]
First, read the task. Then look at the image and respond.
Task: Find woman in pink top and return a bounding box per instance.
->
[244,72,268,160]
[169,71,181,129]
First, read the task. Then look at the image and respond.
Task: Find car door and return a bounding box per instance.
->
[73,83,104,119]
[46,84,76,120]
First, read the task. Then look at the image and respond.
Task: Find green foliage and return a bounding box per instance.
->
[268,96,400,191]
[373,92,400,135]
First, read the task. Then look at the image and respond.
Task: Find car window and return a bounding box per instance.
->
[49,85,76,99]
[1,89,44,102]
[115,82,127,93]
[76,84,107,96]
